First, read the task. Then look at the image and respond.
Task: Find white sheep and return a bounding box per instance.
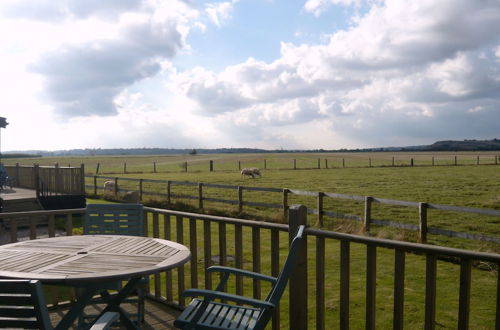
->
[240,168,256,178]
[103,180,117,192]
[250,168,261,177]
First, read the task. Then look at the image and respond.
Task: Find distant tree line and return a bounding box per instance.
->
[2,138,499,157]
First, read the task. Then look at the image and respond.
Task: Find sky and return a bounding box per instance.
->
[0,0,499,152]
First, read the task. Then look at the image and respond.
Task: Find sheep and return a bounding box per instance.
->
[240,168,256,178]
[103,180,117,192]
[123,190,140,203]
[250,168,261,177]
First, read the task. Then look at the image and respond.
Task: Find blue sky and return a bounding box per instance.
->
[0,0,499,152]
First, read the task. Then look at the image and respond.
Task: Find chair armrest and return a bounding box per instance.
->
[207,266,277,284]
[89,311,119,330]
[182,288,275,309]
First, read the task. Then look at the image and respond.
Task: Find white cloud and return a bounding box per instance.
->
[205,0,239,27]
[304,0,362,17]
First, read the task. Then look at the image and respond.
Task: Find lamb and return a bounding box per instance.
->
[250,168,261,177]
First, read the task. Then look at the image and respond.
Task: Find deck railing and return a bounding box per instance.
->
[0,206,499,329]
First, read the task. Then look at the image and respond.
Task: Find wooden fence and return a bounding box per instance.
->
[0,206,498,329]
[4,163,85,196]
[90,154,500,174]
[87,175,500,245]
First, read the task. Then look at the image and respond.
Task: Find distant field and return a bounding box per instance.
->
[5,151,500,250]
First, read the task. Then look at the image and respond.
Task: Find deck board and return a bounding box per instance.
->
[49,297,181,329]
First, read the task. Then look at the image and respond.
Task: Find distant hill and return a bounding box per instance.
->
[2,139,499,157]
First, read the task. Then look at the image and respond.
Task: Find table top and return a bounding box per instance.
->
[0,235,190,283]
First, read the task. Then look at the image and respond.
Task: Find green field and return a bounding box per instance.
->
[10,151,497,328]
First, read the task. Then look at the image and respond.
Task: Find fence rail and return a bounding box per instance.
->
[87,175,500,244]
[0,206,498,329]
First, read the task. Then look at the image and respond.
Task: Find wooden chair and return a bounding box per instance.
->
[174,225,306,330]
[0,279,119,330]
[80,203,146,327]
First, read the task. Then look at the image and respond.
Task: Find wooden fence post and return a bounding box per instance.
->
[364,196,373,232]
[93,176,97,195]
[455,156,457,166]
[139,179,143,202]
[209,160,213,172]
[124,162,127,174]
[113,177,118,196]
[411,158,414,167]
[317,192,324,227]
[342,158,345,168]
[325,159,328,169]
[96,162,100,174]
[264,159,267,169]
[293,159,297,170]
[369,158,371,167]
[419,202,428,244]
[238,161,241,171]
[238,186,243,213]
[153,162,156,173]
[166,181,171,204]
[282,189,289,220]
[80,164,85,195]
[432,157,434,166]
[392,157,394,167]
[15,163,20,186]
[288,205,308,330]
[476,156,479,165]
[317,158,320,169]
[198,183,203,209]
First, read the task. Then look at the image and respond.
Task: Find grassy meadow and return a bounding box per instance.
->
[7,151,498,328]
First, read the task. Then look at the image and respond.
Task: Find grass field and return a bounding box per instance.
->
[13,151,495,328]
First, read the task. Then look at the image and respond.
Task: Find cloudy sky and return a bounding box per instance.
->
[0,0,499,152]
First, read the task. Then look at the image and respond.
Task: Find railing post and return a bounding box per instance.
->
[288,205,308,330]
[15,163,20,187]
[364,196,373,233]
[166,181,171,204]
[34,164,40,198]
[419,202,428,243]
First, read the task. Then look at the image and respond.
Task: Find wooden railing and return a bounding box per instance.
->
[0,206,499,329]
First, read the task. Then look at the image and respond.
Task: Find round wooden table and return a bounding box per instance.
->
[0,235,191,329]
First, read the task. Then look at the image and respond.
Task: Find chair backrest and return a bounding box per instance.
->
[84,203,144,236]
[256,225,306,328]
[0,279,53,330]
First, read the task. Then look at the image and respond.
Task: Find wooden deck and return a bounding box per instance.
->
[49,297,181,329]
[0,186,37,200]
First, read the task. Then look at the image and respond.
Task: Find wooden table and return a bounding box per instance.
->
[0,235,191,329]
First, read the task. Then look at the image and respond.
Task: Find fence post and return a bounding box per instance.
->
[317,192,324,227]
[282,189,289,221]
[139,179,143,202]
[317,158,320,169]
[114,177,119,196]
[288,205,308,330]
[264,159,267,169]
[325,159,328,169]
[93,176,97,195]
[198,183,203,209]
[96,162,100,174]
[154,162,156,173]
[342,158,345,168]
[166,181,171,204]
[293,159,296,170]
[419,202,428,243]
[411,158,414,167]
[238,186,243,213]
[369,158,371,167]
[238,161,241,171]
[80,164,85,195]
[124,162,127,174]
[364,196,373,232]
[476,156,479,165]
[455,156,457,166]
[209,160,213,172]
[392,157,394,167]
[15,163,20,186]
